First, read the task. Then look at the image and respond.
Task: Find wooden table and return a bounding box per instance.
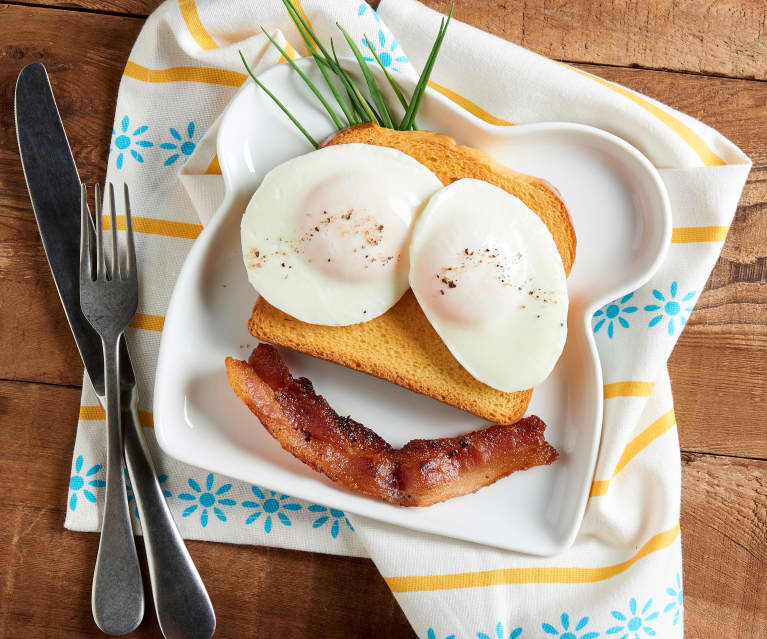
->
[1,1,764,636]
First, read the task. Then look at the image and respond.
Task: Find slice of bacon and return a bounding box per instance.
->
[225,344,558,506]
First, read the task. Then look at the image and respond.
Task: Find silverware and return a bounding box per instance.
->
[15,62,216,639]
[80,182,144,635]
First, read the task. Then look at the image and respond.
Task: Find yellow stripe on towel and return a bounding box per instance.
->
[671,226,729,243]
[129,313,165,332]
[80,405,154,428]
[293,0,315,33]
[560,64,725,167]
[590,409,676,497]
[604,381,655,399]
[101,215,202,240]
[178,0,218,50]
[428,81,515,126]
[385,523,680,592]
[278,40,298,64]
[205,155,222,175]
[124,61,246,87]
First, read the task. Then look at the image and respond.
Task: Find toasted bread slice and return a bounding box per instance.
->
[248,124,576,425]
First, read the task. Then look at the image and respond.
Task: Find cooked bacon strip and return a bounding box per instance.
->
[225,344,558,506]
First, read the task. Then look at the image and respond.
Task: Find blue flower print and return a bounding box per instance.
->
[362,29,409,72]
[663,573,683,626]
[178,473,237,528]
[125,469,171,519]
[644,281,696,336]
[606,598,659,638]
[593,293,638,339]
[68,455,106,511]
[477,621,522,639]
[160,121,197,166]
[111,115,153,169]
[426,629,455,639]
[542,613,599,639]
[357,2,380,22]
[307,505,354,538]
[242,486,302,533]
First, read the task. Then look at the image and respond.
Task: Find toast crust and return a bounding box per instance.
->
[247,124,575,424]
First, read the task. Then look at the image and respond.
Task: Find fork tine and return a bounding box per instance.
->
[109,183,119,281]
[123,184,136,280]
[80,183,91,282]
[95,183,106,280]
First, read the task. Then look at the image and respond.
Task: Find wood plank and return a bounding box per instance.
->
[671,339,767,459]
[421,0,767,80]
[11,0,161,16]
[0,3,142,386]
[681,452,767,637]
[0,379,415,638]
[15,0,767,80]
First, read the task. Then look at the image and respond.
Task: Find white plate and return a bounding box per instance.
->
[155,59,671,555]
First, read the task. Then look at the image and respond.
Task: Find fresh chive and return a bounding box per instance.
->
[331,39,381,124]
[261,28,347,129]
[399,17,446,130]
[282,0,335,67]
[279,1,370,127]
[328,38,370,123]
[364,33,417,130]
[239,50,318,148]
[345,82,368,123]
[309,56,356,125]
[399,5,453,131]
[279,0,358,125]
[281,0,316,54]
[280,1,373,126]
[242,0,454,138]
[337,23,394,128]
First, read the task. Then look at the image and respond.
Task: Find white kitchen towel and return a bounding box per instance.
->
[65,1,751,637]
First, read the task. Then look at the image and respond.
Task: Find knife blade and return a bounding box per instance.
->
[16,62,215,639]
[15,62,107,393]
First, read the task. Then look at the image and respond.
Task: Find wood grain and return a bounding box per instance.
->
[0,3,141,385]
[9,0,161,15]
[14,0,767,79]
[681,452,767,636]
[421,0,767,80]
[671,339,767,459]
[0,1,765,638]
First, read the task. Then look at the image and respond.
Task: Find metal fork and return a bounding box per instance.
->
[80,182,144,635]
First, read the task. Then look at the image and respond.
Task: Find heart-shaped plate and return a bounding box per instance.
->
[155,59,670,554]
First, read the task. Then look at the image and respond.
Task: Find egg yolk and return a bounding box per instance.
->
[297,173,413,282]
[413,227,530,327]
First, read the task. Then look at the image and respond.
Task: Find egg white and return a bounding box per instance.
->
[409,178,569,393]
[242,143,442,326]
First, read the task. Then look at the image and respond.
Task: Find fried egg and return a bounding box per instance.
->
[241,144,442,325]
[409,178,569,393]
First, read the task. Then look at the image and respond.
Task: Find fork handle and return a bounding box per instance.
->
[122,390,216,639]
[92,336,144,636]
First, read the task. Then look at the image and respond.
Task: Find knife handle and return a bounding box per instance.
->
[122,390,216,639]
